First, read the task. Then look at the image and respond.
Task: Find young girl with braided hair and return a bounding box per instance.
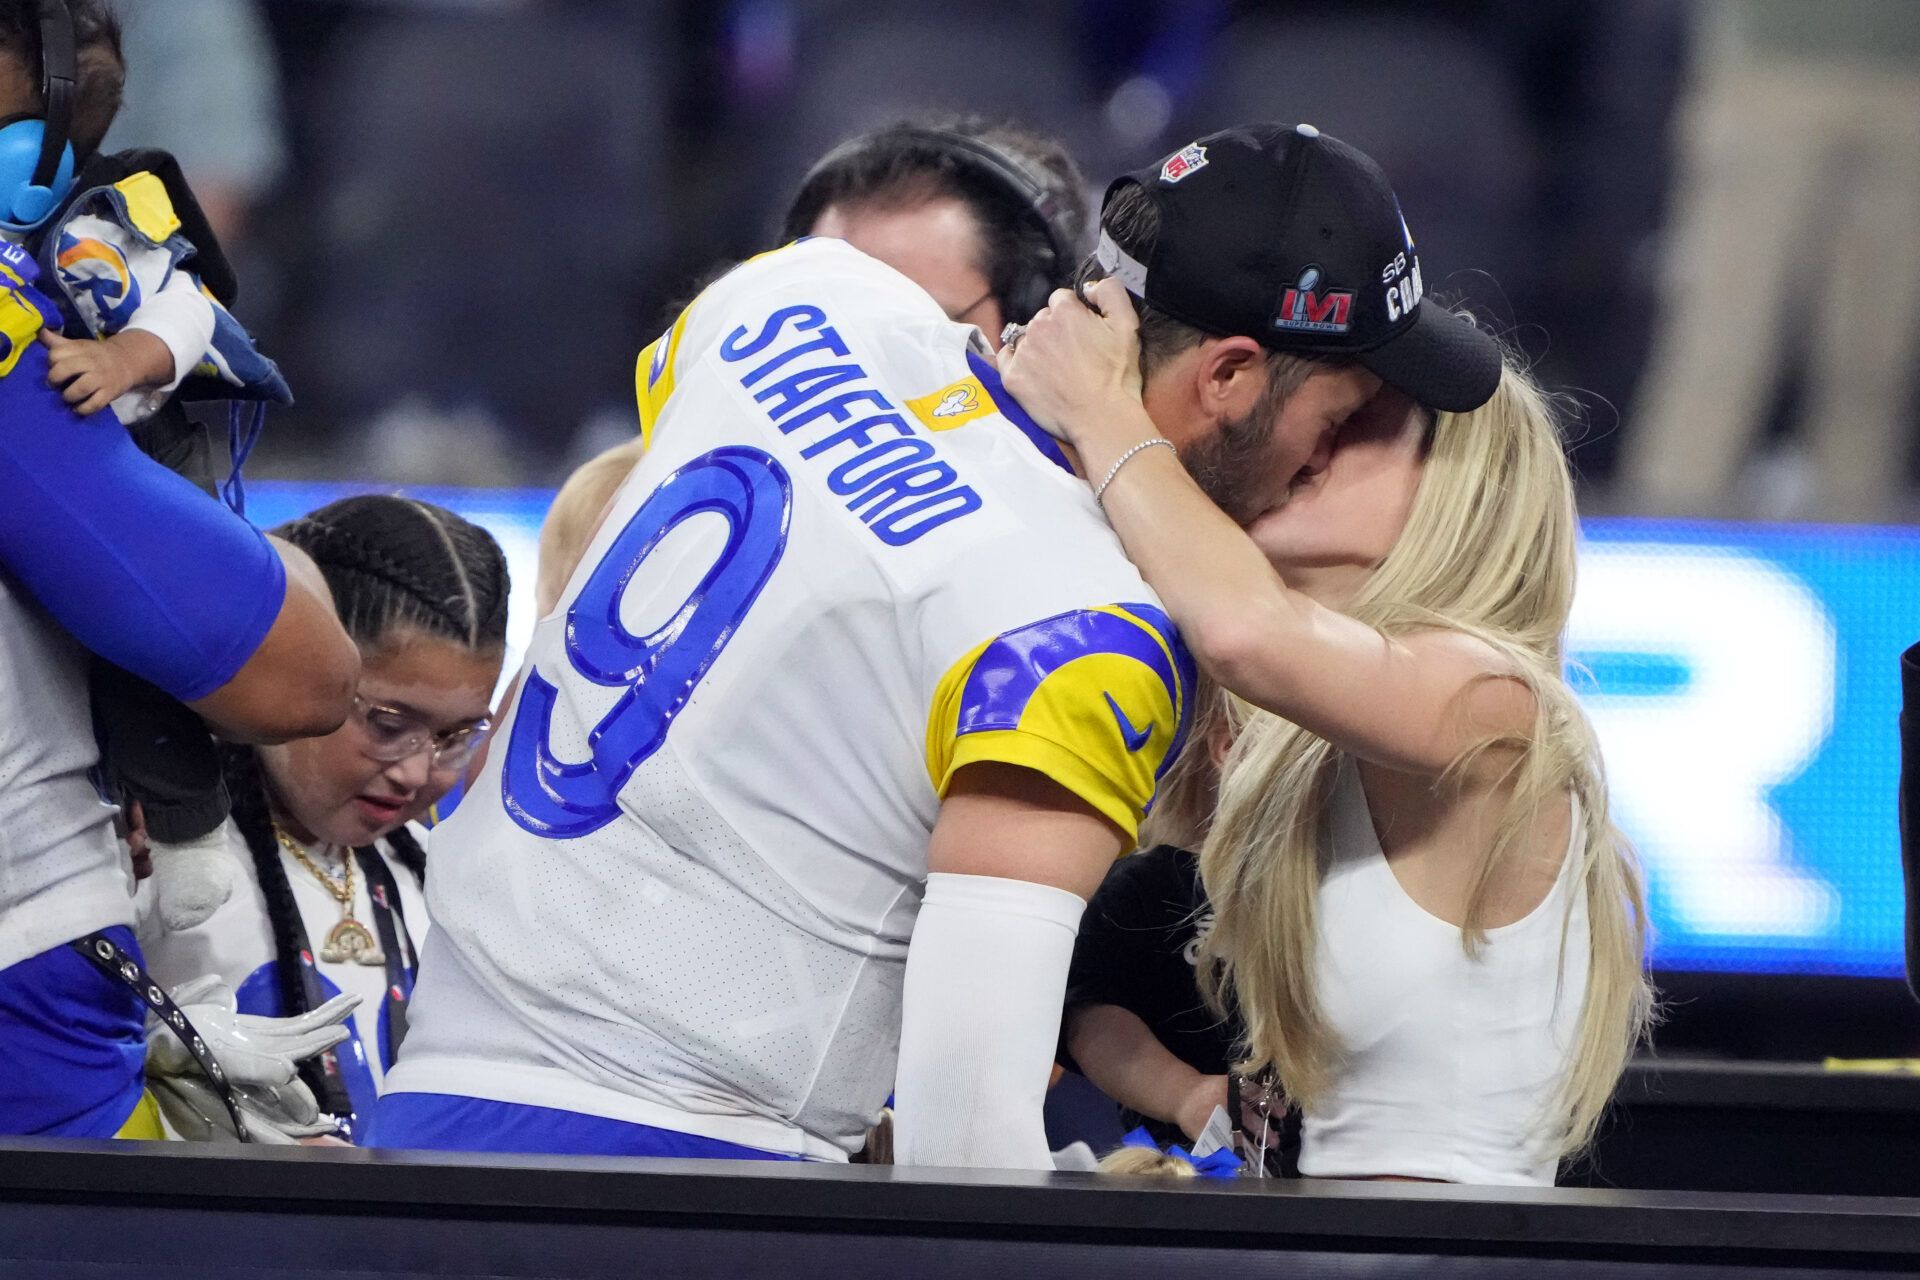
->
[139,494,509,1138]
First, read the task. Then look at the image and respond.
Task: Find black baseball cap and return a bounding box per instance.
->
[1097,123,1502,413]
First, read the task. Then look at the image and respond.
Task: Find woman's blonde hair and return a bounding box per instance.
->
[536,439,644,616]
[1190,356,1654,1160]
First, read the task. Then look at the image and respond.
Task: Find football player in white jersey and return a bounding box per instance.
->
[372,235,1186,1168]
[369,124,1485,1169]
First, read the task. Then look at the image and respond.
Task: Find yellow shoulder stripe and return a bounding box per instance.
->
[634,304,692,450]
[0,289,46,377]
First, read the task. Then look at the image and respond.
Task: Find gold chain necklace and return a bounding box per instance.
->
[273,824,385,966]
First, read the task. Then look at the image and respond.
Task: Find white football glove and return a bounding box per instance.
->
[146,974,359,1143]
[149,829,238,931]
[150,1070,342,1144]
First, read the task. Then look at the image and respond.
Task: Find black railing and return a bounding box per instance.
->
[4,1138,1920,1278]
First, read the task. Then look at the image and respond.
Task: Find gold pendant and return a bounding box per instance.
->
[319,917,385,966]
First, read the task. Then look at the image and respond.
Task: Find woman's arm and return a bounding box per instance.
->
[1065,1003,1226,1141]
[1001,280,1529,778]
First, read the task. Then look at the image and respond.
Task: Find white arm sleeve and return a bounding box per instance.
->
[892,871,1087,1170]
[118,268,217,409]
[57,212,219,420]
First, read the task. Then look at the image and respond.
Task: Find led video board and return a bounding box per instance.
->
[247,485,1913,978]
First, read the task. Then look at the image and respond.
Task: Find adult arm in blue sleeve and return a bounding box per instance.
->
[0,325,357,742]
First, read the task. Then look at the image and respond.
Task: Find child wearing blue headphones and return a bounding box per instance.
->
[1,0,197,419]
[0,0,286,426]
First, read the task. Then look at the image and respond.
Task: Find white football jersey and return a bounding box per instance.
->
[392,239,1195,1157]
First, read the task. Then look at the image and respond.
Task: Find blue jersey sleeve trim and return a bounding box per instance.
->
[1125,602,1198,773]
[0,277,287,701]
[966,349,1075,475]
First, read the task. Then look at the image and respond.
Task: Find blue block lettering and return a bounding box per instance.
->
[502,447,792,837]
[720,304,826,363]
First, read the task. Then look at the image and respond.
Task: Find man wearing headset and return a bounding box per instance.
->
[784,117,1088,344]
[0,0,360,1140]
[532,117,1089,617]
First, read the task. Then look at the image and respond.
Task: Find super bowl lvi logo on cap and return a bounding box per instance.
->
[1273,266,1353,335]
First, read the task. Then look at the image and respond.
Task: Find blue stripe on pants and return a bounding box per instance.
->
[363,1092,808,1161]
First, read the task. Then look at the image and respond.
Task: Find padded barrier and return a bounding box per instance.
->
[4,1137,1920,1278]
[1581,1059,1920,1196]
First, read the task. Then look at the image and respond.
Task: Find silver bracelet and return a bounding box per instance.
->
[1093,437,1177,505]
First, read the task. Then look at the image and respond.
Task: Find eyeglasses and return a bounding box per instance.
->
[351,695,490,772]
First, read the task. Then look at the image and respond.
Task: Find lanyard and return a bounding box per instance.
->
[354,845,416,1064]
[280,843,419,1133]
[1227,1070,1300,1178]
[70,931,251,1141]
[271,894,348,1124]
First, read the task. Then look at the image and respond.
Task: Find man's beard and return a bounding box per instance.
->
[1178,406,1281,526]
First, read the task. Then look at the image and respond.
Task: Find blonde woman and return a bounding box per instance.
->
[1006,267,1653,1184]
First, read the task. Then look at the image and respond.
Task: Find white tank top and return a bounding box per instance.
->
[1301,757,1588,1186]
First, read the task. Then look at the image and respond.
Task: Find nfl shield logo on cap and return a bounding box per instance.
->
[1159,143,1208,184]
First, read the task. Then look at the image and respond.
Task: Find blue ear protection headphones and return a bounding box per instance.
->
[0,0,77,234]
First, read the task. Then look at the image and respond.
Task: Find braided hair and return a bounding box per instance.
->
[219,495,509,1113]
[275,495,511,652]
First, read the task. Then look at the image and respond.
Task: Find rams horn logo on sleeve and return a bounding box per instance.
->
[57,236,144,333]
[907,376,997,432]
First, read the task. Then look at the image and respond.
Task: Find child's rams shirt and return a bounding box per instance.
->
[392,238,1195,1157]
[50,209,212,422]
[0,173,215,424]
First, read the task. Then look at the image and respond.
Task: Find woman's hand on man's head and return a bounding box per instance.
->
[1000,277,1146,448]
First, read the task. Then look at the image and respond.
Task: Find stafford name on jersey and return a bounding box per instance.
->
[718,301,984,548]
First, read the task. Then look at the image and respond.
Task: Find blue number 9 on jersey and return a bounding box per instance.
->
[503,446,793,838]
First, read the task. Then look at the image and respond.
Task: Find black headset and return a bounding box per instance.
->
[0,0,77,232]
[783,124,1076,324]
